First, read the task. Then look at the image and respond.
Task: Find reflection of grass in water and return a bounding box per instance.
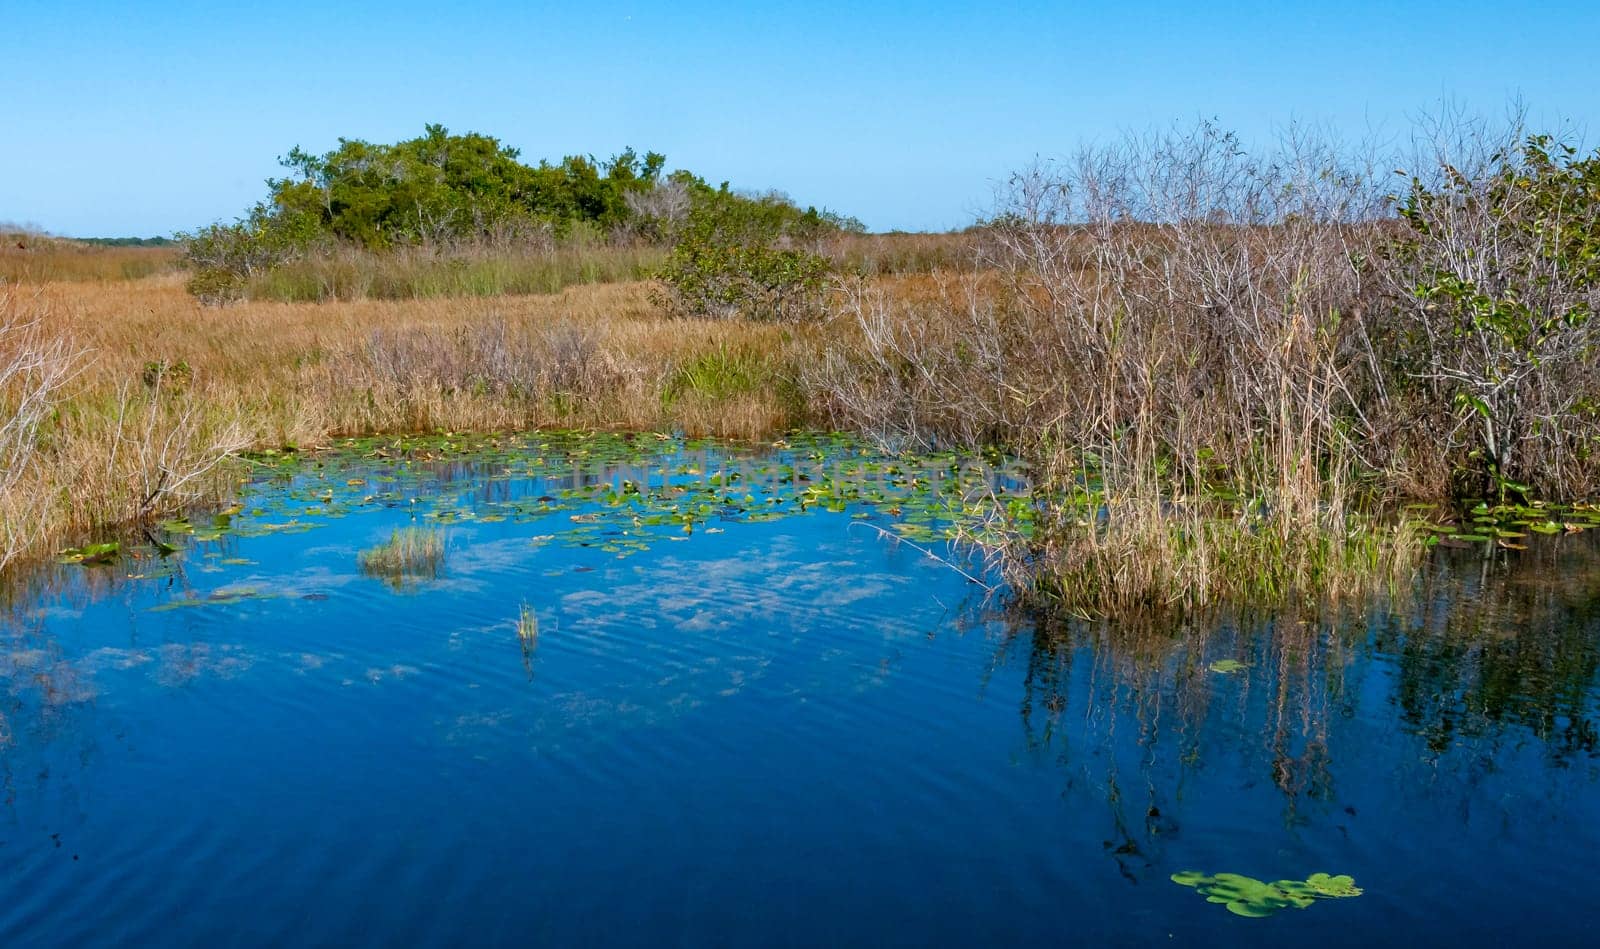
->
[358,527,445,590]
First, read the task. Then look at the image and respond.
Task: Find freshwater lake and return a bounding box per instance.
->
[2,433,1597,946]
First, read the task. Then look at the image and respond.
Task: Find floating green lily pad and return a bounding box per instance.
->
[1304,873,1362,898]
[1172,870,1362,918]
[58,541,120,565]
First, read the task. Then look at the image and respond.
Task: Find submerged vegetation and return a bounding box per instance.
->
[5,111,1600,620]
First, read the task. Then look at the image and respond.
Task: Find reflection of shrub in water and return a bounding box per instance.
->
[358,528,445,590]
[990,535,1600,879]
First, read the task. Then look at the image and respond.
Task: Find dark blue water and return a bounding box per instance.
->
[2,435,1598,946]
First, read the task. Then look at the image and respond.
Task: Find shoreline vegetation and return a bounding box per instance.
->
[4,114,1599,618]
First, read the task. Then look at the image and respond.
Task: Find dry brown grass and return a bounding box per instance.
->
[1,270,828,572]
[32,273,815,439]
[240,242,664,302]
[1,234,179,284]
[824,231,981,276]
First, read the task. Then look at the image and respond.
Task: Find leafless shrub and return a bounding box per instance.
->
[810,121,1418,615]
[0,292,81,567]
[103,381,250,520]
[1,291,249,571]
[354,318,626,412]
[804,276,1040,447]
[623,178,692,240]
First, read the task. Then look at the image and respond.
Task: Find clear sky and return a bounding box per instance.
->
[4,1,1598,236]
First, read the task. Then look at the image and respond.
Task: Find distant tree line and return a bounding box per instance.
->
[77,236,177,247]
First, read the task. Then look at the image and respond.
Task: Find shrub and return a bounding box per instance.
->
[180,218,305,305]
[1383,134,1600,498]
[653,188,839,322]
[141,359,193,393]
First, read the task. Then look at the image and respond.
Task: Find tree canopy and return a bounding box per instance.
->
[255,124,668,247]
[181,124,867,305]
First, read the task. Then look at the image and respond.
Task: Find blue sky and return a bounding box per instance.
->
[5,1,1598,236]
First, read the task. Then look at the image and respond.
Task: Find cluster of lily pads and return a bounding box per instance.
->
[251,432,1030,557]
[55,431,1034,579]
[1412,500,1600,549]
[54,432,1600,593]
[1171,870,1362,918]
[57,542,122,566]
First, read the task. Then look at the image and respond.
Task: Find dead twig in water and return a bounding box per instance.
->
[849,520,997,593]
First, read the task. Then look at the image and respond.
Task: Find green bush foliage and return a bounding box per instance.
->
[180,125,673,302]
[653,187,860,322]
[1385,135,1600,497]
[179,125,866,310]
[262,126,665,247]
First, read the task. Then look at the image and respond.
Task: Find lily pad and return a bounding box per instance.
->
[58,541,120,566]
[1304,873,1362,898]
[1172,870,1362,919]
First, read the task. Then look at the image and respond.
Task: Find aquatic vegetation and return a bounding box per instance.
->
[358,527,446,590]
[515,601,540,679]
[57,542,120,566]
[516,602,538,643]
[149,586,273,611]
[1412,500,1600,549]
[1302,873,1362,898]
[973,450,1418,619]
[4,406,1600,945]
[1171,871,1362,918]
[214,432,1022,576]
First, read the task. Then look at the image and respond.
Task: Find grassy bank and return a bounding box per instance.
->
[188,231,976,305]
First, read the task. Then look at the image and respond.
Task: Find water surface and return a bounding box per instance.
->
[2,434,1597,946]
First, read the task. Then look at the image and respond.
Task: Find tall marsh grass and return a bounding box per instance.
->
[808,124,1428,616]
[0,289,246,572]
[0,275,809,573]
[1,233,179,284]
[242,243,664,302]
[358,528,446,589]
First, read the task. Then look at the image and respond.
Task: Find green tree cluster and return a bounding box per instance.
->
[265,124,665,247]
[181,124,865,312]
[182,125,667,301]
